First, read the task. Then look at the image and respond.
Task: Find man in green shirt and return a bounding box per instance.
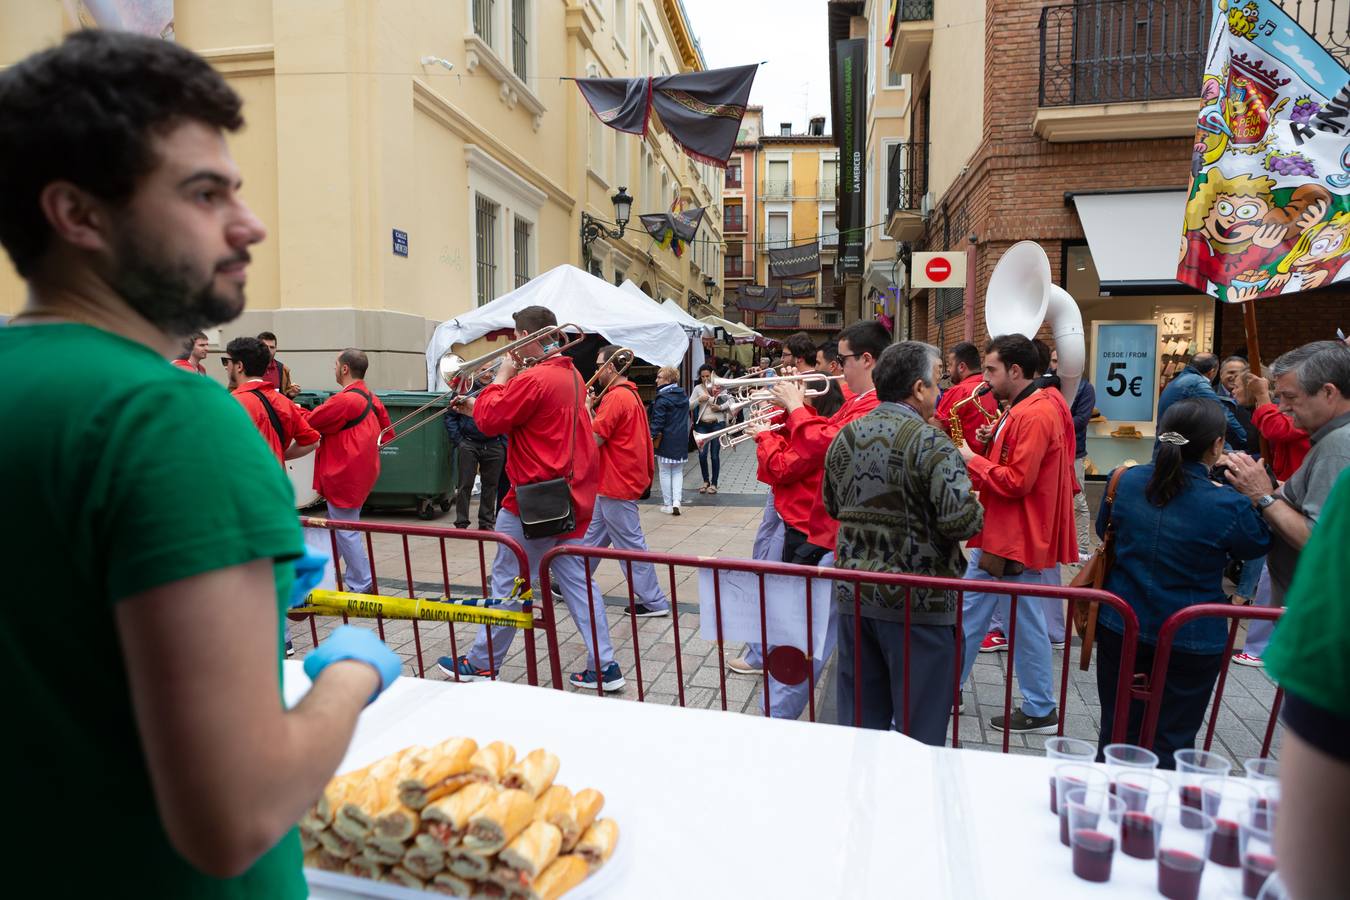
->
[0,30,399,896]
[1264,468,1350,899]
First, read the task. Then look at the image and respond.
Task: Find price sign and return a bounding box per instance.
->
[1093,322,1158,423]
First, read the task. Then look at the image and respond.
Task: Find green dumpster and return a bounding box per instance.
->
[292,390,330,412]
[367,391,457,519]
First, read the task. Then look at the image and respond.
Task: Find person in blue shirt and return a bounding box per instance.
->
[1093,397,1270,768]
[1158,353,1246,447]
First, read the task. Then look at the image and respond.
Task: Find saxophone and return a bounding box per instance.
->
[948,383,997,448]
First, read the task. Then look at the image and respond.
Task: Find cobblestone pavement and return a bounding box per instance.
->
[293,439,1283,764]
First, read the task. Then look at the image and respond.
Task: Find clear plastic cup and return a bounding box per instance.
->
[1200,776,1261,867]
[1174,748,1231,814]
[1104,743,1159,788]
[1055,764,1109,843]
[1153,801,1216,900]
[1046,737,1096,813]
[1242,757,1279,782]
[1115,772,1170,860]
[1238,807,1277,899]
[1065,787,1126,884]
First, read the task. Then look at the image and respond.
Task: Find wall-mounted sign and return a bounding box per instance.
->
[1092,321,1159,424]
[392,229,409,257]
[911,251,966,289]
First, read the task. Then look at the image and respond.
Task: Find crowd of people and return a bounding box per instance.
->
[4,28,1349,898]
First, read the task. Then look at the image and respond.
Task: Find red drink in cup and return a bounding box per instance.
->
[1238,807,1278,899]
[1243,852,1276,898]
[1202,778,1260,868]
[1158,849,1206,900]
[1121,810,1156,859]
[1210,817,1241,867]
[1066,787,1125,885]
[1072,830,1116,882]
[1045,738,1096,814]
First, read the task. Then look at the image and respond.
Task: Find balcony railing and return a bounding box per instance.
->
[899,0,933,21]
[887,140,928,216]
[1039,0,1211,107]
[724,258,748,279]
[816,178,839,198]
[1275,0,1348,65]
[724,174,743,190]
[723,213,746,233]
[762,180,793,199]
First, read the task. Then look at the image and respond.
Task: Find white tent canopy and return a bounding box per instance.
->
[698,314,761,343]
[659,297,715,337]
[425,264,691,389]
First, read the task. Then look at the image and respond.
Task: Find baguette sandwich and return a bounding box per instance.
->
[516,854,589,900]
[502,749,560,799]
[400,736,479,809]
[575,818,618,871]
[422,781,498,848]
[386,865,427,889]
[334,747,425,841]
[470,741,517,783]
[401,834,447,880]
[447,846,493,880]
[492,821,563,891]
[463,789,536,854]
[431,872,480,896]
[557,788,604,852]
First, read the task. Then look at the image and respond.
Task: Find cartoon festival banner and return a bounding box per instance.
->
[1179,0,1350,303]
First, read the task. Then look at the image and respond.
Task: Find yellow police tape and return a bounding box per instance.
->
[294,589,533,629]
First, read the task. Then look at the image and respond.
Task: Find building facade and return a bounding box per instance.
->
[0,0,724,388]
[840,0,1348,471]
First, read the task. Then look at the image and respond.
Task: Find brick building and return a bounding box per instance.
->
[831,0,1348,470]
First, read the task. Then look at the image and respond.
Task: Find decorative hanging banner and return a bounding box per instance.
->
[735,285,779,311]
[574,64,758,167]
[1177,1,1350,303]
[835,38,867,274]
[780,278,816,299]
[763,305,802,327]
[768,242,821,277]
[640,207,705,258]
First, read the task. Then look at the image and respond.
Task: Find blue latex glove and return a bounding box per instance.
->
[303,625,401,704]
[289,549,330,609]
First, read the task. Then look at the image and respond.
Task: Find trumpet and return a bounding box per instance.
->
[709,371,840,396]
[948,383,998,448]
[584,347,635,400]
[378,324,584,445]
[692,407,785,450]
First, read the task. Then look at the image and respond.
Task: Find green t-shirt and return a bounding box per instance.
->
[1266,467,1350,719]
[0,324,306,897]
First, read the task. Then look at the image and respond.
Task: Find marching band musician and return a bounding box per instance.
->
[581,345,672,619]
[438,306,626,693]
[306,349,392,596]
[953,334,1078,734]
[936,341,998,454]
[746,321,890,719]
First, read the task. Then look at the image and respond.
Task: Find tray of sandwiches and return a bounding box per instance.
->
[302,737,623,899]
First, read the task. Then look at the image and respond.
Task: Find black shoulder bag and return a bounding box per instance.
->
[340,388,374,431]
[248,389,286,447]
[516,371,579,539]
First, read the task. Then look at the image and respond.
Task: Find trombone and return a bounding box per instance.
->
[584,347,635,400]
[378,324,584,445]
[709,371,840,396]
[692,404,785,450]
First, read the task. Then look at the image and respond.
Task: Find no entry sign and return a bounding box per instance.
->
[912,251,967,289]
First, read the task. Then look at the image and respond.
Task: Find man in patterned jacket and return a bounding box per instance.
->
[823,341,983,745]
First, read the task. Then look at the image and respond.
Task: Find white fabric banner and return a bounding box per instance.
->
[696,567,832,659]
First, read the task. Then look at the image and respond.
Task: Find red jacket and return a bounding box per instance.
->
[307,380,391,509]
[777,388,882,550]
[966,389,1077,569]
[171,358,206,375]
[232,379,319,465]
[936,373,998,454]
[1251,403,1311,482]
[754,431,820,539]
[592,381,654,501]
[474,356,599,540]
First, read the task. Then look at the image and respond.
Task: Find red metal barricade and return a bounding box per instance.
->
[295,516,561,686]
[1134,604,1285,759]
[536,544,1141,751]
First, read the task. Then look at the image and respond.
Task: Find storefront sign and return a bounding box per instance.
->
[1092,321,1159,423]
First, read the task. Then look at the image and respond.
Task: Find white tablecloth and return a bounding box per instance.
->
[285,663,1254,899]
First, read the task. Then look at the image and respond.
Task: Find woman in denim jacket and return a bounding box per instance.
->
[647,366,690,515]
[1094,398,1271,768]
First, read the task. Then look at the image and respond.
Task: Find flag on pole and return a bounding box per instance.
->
[574,65,758,167]
[1178,0,1350,303]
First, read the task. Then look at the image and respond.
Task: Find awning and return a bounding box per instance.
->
[1069,191,1195,295]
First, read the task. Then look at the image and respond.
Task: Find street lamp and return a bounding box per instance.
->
[702,275,717,301]
[581,186,633,271]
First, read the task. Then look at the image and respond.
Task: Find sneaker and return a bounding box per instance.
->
[1232,651,1265,668]
[727,656,762,676]
[659,506,674,514]
[285,640,295,659]
[672,506,681,516]
[990,708,1059,734]
[979,631,1008,653]
[628,602,670,618]
[437,655,496,682]
[569,662,626,693]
